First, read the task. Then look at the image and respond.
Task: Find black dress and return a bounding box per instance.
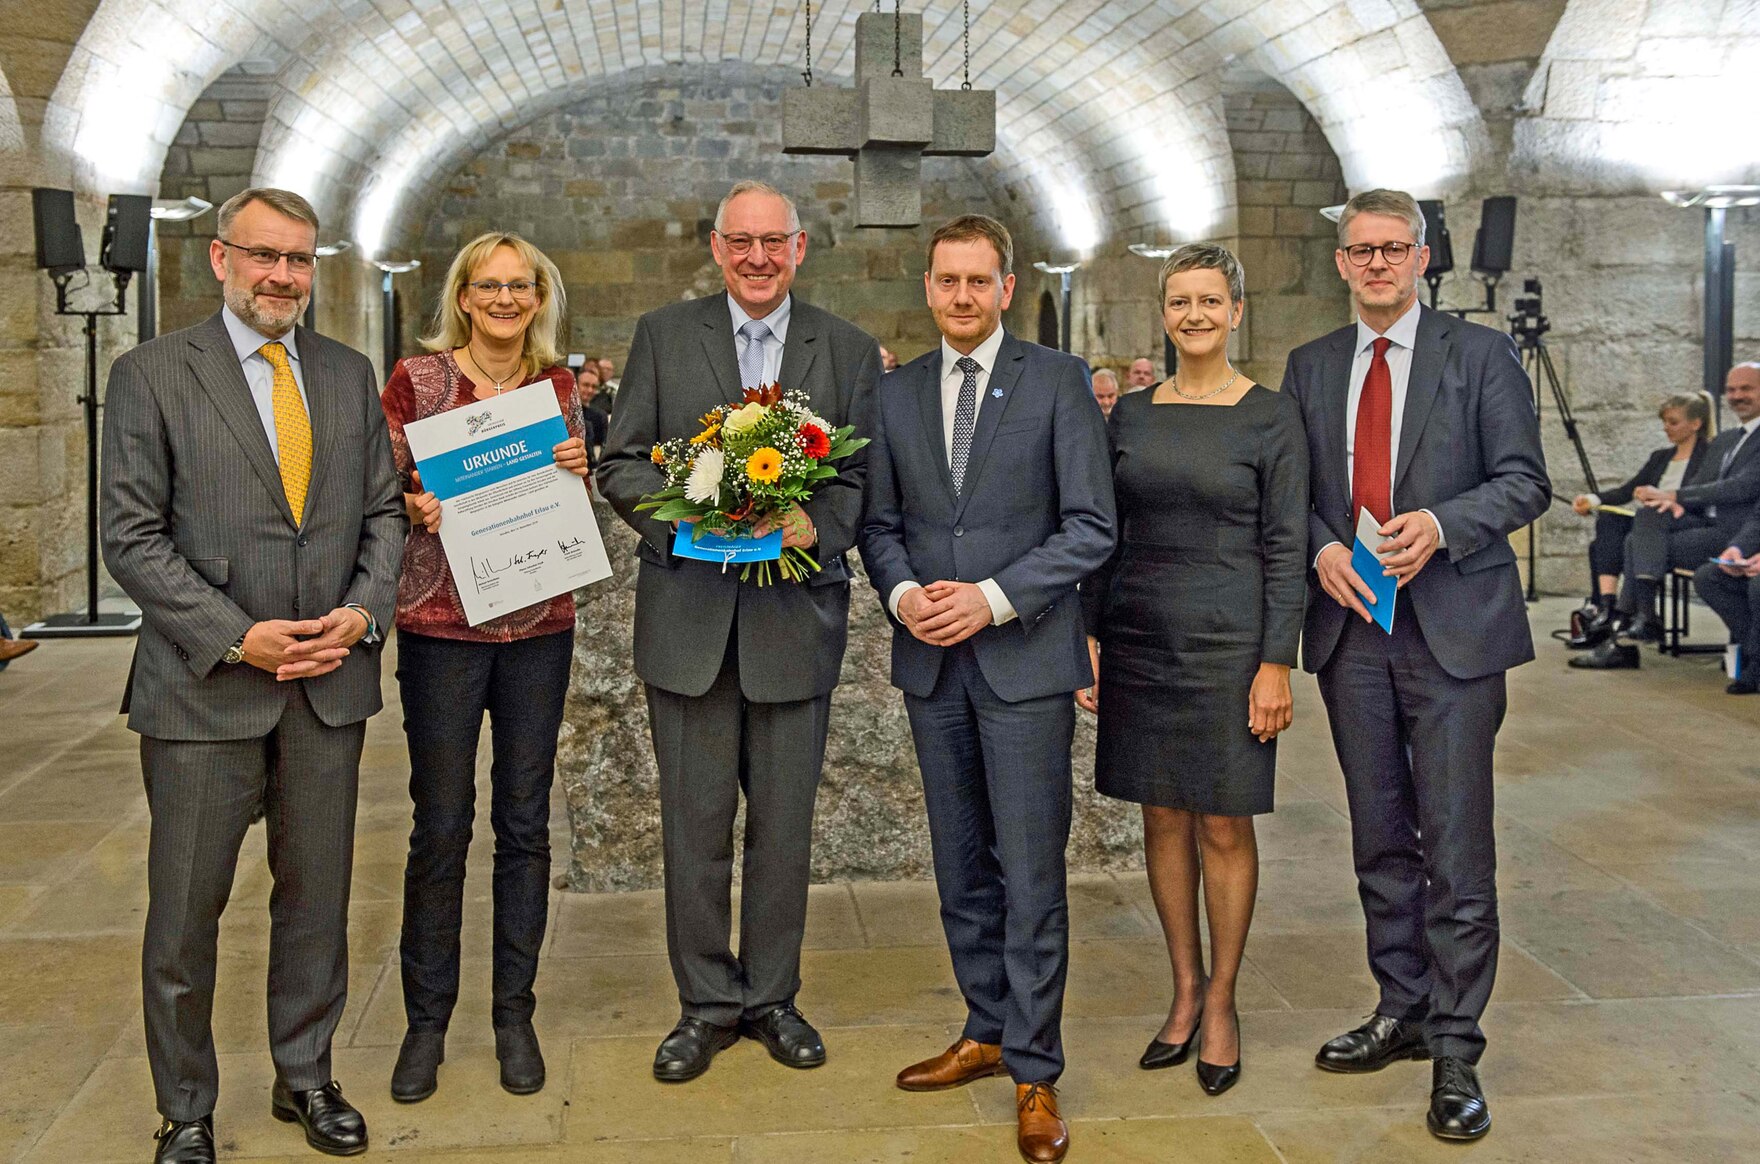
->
[1081,385,1309,815]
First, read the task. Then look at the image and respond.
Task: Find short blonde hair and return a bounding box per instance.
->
[1337,189,1425,249]
[422,232,566,379]
[1159,242,1245,304]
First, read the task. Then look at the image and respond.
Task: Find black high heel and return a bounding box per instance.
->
[1138,999,1204,1070]
[1195,1006,1241,1096]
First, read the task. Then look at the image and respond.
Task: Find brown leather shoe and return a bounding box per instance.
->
[895,1038,1005,1092]
[1015,1081,1069,1162]
[0,638,38,663]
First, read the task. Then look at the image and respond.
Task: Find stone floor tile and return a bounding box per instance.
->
[0,933,142,1029]
[0,1024,126,1162]
[848,878,944,948]
[797,945,964,1027]
[1065,937,1290,1019]
[1252,799,1355,863]
[0,884,39,928]
[738,1115,1285,1163]
[0,820,116,884]
[1245,929,1580,1012]
[550,887,669,957]
[1500,889,1760,998]
[1065,872,1153,939]
[0,755,145,823]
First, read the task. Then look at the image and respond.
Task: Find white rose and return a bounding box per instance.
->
[684,448,726,505]
[722,402,768,435]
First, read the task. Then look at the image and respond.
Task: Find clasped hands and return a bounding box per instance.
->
[241,607,369,682]
[898,581,992,647]
[1316,510,1441,622]
[1633,485,1685,519]
[405,437,589,533]
[1076,638,1291,743]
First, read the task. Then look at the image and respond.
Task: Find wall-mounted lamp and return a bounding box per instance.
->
[372,258,422,379]
[1664,186,1760,417]
[139,196,214,344]
[1033,261,1081,354]
[1127,245,1178,375]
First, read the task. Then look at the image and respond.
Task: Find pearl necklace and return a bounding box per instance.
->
[1169,367,1240,401]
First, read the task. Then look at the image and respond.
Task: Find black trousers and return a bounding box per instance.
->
[141,685,363,1121]
[1317,610,1504,1063]
[1587,510,1631,579]
[396,628,572,1032]
[645,633,831,1027]
[903,641,1074,1084]
[1693,562,1760,681]
[1618,507,1722,613]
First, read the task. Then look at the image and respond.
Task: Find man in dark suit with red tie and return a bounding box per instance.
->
[1280,189,1550,1143]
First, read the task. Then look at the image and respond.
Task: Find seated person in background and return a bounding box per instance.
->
[1091,367,1120,417]
[1566,392,1712,648]
[1575,363,1760,670]
[1694,500,1760,695]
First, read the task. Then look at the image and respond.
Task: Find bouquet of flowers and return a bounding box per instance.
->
[637,384,869,584]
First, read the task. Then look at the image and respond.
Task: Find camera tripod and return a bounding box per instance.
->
[1510,278,1597,601]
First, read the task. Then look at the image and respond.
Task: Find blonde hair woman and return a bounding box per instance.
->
[379,231,588,1104]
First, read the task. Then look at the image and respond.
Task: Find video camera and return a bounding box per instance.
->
[1509,277,1550,350]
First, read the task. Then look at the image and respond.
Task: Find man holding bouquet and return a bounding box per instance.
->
[859,215,1115,1163]
[598,180,882,1083]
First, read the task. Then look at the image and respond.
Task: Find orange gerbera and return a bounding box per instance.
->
[691,421,721,446]
[650,445,666,464]
[746,447,784,483]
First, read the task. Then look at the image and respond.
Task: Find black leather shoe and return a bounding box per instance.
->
[653,1017,740,1082]
[390,1030,444,1103]
[1565,607,1616,649]
[495,1021,545,1094]
[270,1080,368,1156]
[153,1116,214,1164]
[740,1002,827,1068]
[1727,678,1759,695]
[1428,1056,1492,1141]
[1569,640,1640,670]
[1139,1002,1203,1071]
[1194,1007,1240,1096]
[1622,612,1663,643]
[1315,1014,1428,1073]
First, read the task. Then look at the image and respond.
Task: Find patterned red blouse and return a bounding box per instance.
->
[381,350,586,643]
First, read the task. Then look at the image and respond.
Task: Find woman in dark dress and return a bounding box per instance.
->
[1079,243,1308,1096]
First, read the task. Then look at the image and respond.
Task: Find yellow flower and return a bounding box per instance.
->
[746,447,784,483]
[723,401,768,435]
[691,421,721,446]
[650,445,666,465]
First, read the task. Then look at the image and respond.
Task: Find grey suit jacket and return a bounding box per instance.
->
[100,312,406,740]
[1675,423,1760,542]
[596,293,881,703]
[858,332,1116,702]
[1281,305,1551,680]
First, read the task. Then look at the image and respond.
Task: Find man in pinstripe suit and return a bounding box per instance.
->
[100,188,405,1163]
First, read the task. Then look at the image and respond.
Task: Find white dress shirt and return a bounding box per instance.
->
[221,306,305,464]
[1317,298,1446,563]
[729,293,791,386]
[887,326,1017,627]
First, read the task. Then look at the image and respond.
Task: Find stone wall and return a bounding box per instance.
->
[556,504,1140,890]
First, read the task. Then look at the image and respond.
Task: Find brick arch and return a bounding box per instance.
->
[1515,0,1760,191]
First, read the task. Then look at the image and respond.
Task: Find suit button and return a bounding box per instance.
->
[954,526,964,537]
[297,537,309,547]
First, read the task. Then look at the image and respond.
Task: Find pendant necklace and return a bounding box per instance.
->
[1170,367,1240,401]
[467,343,522,394]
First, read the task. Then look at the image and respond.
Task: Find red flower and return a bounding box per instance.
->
[797,423,831,459]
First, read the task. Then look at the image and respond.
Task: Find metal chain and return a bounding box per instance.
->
[962,0,972,90]
[802,0,813,86]
[893,0,904,76]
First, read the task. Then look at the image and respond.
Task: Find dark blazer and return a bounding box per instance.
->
[858,332,1117,703]
[1598,440,1710,507]
[1281,305,1550,680]
[100,312,406,740]
[1676,423,1760,542]
[596,293,881,703]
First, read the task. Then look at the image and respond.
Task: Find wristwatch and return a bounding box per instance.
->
[223,634,246,665]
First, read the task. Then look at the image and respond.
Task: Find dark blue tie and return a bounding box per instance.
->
[951,357,980,491]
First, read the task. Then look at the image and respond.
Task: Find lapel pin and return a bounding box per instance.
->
[991,388,1004,398]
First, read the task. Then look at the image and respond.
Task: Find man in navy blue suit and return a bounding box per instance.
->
[859,215,1115,1164]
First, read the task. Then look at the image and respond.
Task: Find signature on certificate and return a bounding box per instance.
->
[469,546,550,593]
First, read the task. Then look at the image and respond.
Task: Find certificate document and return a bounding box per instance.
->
[403,382,612,626]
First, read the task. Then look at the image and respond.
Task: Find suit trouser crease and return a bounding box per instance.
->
[141,685,363,1122]
[646,631,830,1027]
[1619,508,1722,613]
[1316,611,1503,1064]
[904,642,1073,1084]
[397,628,570,1032]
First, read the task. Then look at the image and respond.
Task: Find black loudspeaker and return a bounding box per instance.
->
[31,188,85,274]
[1418,199,1453,276]
[101,193,153,275]
[1471,195,1517,278]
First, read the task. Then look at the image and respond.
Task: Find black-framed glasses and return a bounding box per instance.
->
[219,239,317,274]
[467,279,538,301]
[716,230,801,257]
[1342,242,1415,267]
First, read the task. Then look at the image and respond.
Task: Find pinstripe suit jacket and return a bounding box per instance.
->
[100,312,406,740]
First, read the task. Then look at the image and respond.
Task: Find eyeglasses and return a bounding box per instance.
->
[219,239,317,274]
[467,279,538,301]
[1342,242,1415,267]
[716,231,801,257]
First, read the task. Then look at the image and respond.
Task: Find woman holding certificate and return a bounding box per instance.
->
[379,232,589,1103]
[1078,244,1308,1097]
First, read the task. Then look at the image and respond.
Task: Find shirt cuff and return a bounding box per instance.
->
[344,603,381,644]
[1313,541,1342,570]
[1585,493,1601,510]
[978,578,1017,626]
[887,581,921,622]
[1421,508,1447,549]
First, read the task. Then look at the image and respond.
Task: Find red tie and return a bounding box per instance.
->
[1352,336,1393,526]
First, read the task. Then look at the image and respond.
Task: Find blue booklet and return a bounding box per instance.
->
[1351,510,1397,634]
[672,524,783,564]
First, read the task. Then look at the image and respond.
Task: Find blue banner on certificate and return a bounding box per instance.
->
[672,525,783,564]
[402,382,612,626]
[1352,509,1397,634]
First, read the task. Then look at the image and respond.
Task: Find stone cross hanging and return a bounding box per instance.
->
[782,9,996,227]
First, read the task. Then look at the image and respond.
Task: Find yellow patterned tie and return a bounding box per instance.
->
[259,341,312,525]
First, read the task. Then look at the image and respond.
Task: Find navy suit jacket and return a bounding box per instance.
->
[1281,305,1551,680]
[859,331,1117,702]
